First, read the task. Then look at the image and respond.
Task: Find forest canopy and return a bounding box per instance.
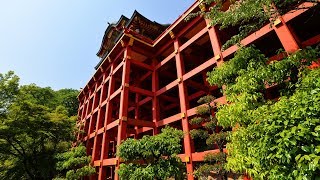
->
[0,71,79,180]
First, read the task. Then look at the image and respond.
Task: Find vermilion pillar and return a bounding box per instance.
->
[273,16,300,53]
[92,74,107,164]
[271,4,300,53]
[114,46,131,180]
[206,19,224,65]
[174,39,194,180]
[87,84,98,158]
[152,59,160,135]
[98,63,115,180]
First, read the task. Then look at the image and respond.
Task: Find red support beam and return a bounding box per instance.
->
[159,95,179,103]
[160,70,209,93]
[302,34,320,48]
[129,86,154,97]
[155,50,176,70]
[138,96,153,106]
[138,71,152,83]
[174,39,194,180]
[129,58,153,71]
[155,39,174,57]
[155,80,178,96]
[98,63,116,180]
[180,27,208,52]
[134,92,140,138]
[128,97,152,112]
[177,16,203,38]
[188,91,206,101]
[184,64,214,90]
[127,118,155,127]
[112,61,124,75]
[163,103,180,111]
[87,84,98,150]
[152,59,160,134]
[282,2,317,22]
[101,158,117,166]
[92,95,105,160]
[109,87,121,101]
[136,127,153,134]
[156,113,181,127]
[273,20,300,53]
[115,46,132,180]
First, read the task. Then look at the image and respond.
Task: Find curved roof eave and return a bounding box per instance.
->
[96,15,129,57]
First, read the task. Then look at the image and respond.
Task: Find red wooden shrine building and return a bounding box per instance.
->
[77,1,320,179]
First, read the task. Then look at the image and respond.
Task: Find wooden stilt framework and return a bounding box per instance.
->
[77,1,320,179]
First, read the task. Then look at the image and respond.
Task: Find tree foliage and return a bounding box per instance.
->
[117,126,185,180]
[189,95,229,179]
[0,71,19,117]
[0,71,79,180]
[188,0,319,50]
[54,144,95,180]
[207,46,320,179]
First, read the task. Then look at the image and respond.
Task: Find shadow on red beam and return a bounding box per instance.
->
[129,86,154,97]
[180,27,208,52]
[138,97,152,105]
[128,97,152,112]
[183,56,216,81]
[188,91,206,101]
[127,118,155,127]
[222,27,271,58]
[160,95,179,102]
[282,2,317,22]
[155,51,176,70]
[155,39,174,57]
[156,80,178,96]
[164,103,179,111]
[103,76,111,85]
[138,71,152,82]
[127,128,136,135]
[268,52,287,62]
[129,58,154,71]
[156,113,181,127]
[241,25,273,47]
[136,127,153,134]
[302,34,320,47]
[112,61,124,75]
[177,16,203,38]
[110,87,121,100]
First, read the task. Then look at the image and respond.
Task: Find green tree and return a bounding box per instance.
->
[190,0,319,50]
[55,89,80,117]
[0,71,19,118]
[189,95,229,180]
[207,46,320,179]
[54,144,95,180]
[0,71,79,179]
[117,126,186,180]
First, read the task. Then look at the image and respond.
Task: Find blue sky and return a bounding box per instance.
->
[0,0,195,90]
